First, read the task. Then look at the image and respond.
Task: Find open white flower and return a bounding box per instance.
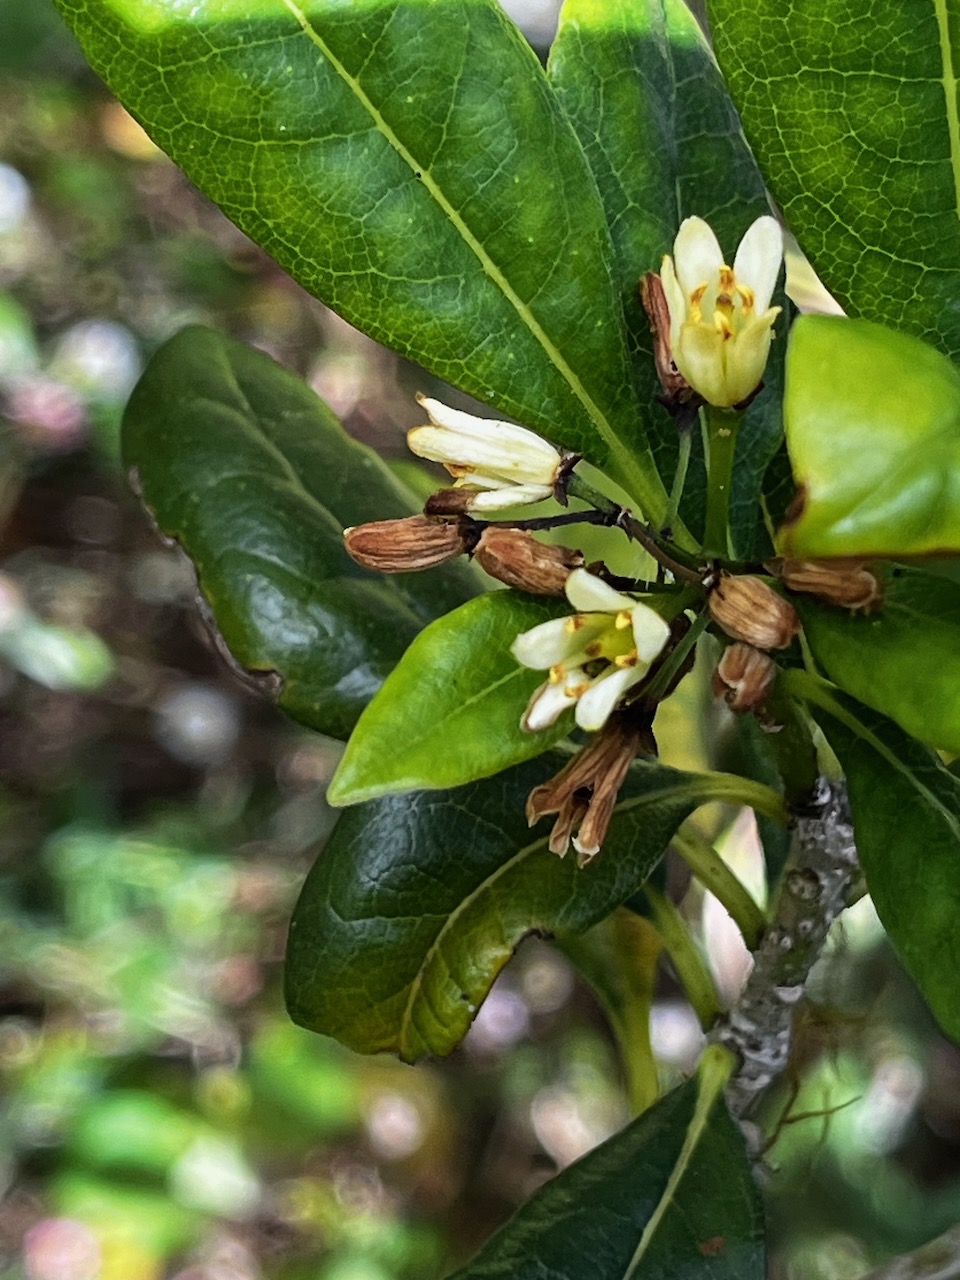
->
[407,394,562,510]
[511,569,671,733]
[659,215,783,408]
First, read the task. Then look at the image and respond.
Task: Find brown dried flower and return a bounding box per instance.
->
[343,515,465,573]
[769,557,884,612]
[712,643,777,713]
[707,572,800,650]
[473,528,583,595]
[525,714,652,866]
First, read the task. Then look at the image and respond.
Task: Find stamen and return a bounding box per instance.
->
[615,610,633,630]
[584,642,603,658]
[714,311,733,339]
[614,652,639,668]
[549,663,566,684]
[689,282,707,325]
[738,282,755,314]
[564,615,585,633]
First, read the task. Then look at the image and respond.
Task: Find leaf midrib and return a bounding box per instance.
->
[277,0,662,517]
[934,0,960,226]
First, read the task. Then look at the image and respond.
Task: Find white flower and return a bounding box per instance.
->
[511,569,671,733]
[659,215,783,408]
[407,394,562,510]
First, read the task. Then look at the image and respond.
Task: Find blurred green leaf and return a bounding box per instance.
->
[447,1046,763,1279]
[249,1019,361,1132]
[287,755,782,1059]
[328,593,571,805]
[0,617,114,691]
[123,326,475,740]
[792,676,960,1044]
[68,1091,200,1175]
[54,1171,200,1258]
[53,0,671,522]
[778,316,960,558]
[547,0,783,556]
[708,0,960,359]
[798,567,960,753]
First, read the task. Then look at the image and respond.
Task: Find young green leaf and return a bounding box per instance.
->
[548,0,784,557]
[446,1046,763,1280]
[286,755,785,1059]
[123,327,475,740]
[798,567,960,753]
[778,316,960,558]
[327,593,573,805]
[788,676,960,1044]
[708,0,960,360]
[54,0,670,523]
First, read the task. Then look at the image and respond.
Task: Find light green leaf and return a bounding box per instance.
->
[123,326,475,740]
[328,592,572,805]
[708,0,960,359]
[447,1046,763,1280]
[798,566,960,753]
[286,755,785,1059]
[548,0,784,556]
[787,674,960,1044]
[777,315,960,558]
[53,0,670,521]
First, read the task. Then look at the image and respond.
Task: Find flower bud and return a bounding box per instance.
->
[473,528,583,595]
[769,557,884,612]
[708,572,800,649]
[343,515,465,573]
[712,643,777,712]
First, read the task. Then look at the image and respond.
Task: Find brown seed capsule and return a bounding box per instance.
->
[343,515,465,573]
[712,643,777,713]
[472,528,583,595]
[707,572,800,650]
[768,557,884,612]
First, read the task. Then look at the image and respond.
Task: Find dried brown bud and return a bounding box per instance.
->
[708,572,800,650]
[344,515,465,573]
[525,714,646,866]
[712,643,777,713]
[768,557,884,612]
[473,528,583,595]
[424,488,476,516]
[640,272,702,421]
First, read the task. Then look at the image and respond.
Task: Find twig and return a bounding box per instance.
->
[858,1226,960,1280]
[712,778,859,1120]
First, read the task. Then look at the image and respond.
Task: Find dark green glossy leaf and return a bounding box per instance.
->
[286,754,781,1058]
[799,567,960,754]
[328,593,571,805]
[778,316,960,558]
[54,0,671,523]
[548,0,783,556]
[448,1047,763,1280]
[708,0,960,360]
[789,676,960,1044]
[123,326,475,740]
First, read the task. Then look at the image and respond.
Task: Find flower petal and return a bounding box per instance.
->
[564,568,635,614]
[659,254,686,350]
[673,216,724,299]
[675,323,730,406]
[733,215,783,314]
[630,604,671,663]
[462,483,554,511]
[574,666,645,731]
[523,674,581,732]
[511,616,588,669]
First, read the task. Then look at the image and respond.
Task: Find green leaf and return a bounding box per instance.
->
[54,0,670,523]
[328,593,572,805]
[708,0,960,360]
[123,326,475,740]
[777,315,960,558]
[286,755,784,1059]
[787,674,960,1044]
[447,1046,764,1280]
[798,566,960,753]
[547,0,784,556]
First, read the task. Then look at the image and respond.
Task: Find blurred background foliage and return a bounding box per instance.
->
[3,2,960,1278]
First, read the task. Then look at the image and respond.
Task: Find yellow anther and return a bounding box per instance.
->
[738,282,755,313]
[584,642,603,658]
[614,652,639,668]
[719,264,735,290]
[549,663,566,684]
[565,614,586,633]
[615,610,633,630]
[714,311,733,339]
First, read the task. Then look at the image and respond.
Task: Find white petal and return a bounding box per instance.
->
[574,666,645,732]
[733,216,783,313]
[511,617,583,669]
[415,395,561,467]
[630,604,671,663]
[523,676,580,732]
[463,484,553,511]
[564,568,635,614]
[673,217,724,299]
[407,426,558,483]
[659,255,686,350]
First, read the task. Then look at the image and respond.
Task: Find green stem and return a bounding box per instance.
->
[763,681,821,811]
[644,885,723,1029]
[672,825,765,950]
[643,606,710,700]
[664,428,693,539]
[696,769,791,826]
[702,406,743,557]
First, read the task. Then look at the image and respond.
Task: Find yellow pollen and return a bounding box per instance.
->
[614,652,639,668]
[565,615,586,633]
[615,610,633,630]
[719,264,735,290]
[738,282,755,313]
[689,282,707,325]
[446,463,472,479]
[714,311,734,339]
[549,663,566,684]
[570,681,590,698]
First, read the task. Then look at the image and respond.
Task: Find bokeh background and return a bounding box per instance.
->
[3,3,960,1278]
